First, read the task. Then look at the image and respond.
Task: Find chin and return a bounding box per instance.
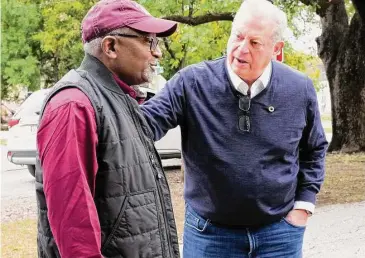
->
[233,66,248,75]
[143,71,154,83]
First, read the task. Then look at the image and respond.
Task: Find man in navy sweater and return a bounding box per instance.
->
[141,0,328,257]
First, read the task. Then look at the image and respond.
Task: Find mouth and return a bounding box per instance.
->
[235,57,248,64]
[149,63,157,72]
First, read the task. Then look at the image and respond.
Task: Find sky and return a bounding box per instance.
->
[285,11,322,55]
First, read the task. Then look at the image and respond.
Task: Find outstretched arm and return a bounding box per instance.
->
[141,73,186,141]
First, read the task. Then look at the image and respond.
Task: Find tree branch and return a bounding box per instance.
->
[299,0,342,17]
[178,43,188,69]
[188,0,195,17]
[163,38,176,59]
[162,12,235,26]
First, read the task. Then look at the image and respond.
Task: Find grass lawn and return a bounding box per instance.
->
[2,153,364,257]
[1,219,37,258]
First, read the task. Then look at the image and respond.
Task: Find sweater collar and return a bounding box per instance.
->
[224,56,280,105]
[226,59,272,97]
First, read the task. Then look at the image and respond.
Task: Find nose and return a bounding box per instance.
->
[237,39,249,54]
[151,45,162,58]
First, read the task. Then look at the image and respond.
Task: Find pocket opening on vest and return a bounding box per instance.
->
[101,190,164,257]
[101,195,128,252]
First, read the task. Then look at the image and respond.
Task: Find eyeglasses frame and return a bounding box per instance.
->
[107,33,160,52]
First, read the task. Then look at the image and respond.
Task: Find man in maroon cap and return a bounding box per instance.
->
[36,1,179,257]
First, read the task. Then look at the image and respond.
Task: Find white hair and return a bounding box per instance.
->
[233,0,287,43]
[83,27,139,56]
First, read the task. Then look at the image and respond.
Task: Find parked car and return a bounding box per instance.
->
[7,79,181,177]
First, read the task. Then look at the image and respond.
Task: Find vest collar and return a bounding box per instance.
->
[79,53,127,95]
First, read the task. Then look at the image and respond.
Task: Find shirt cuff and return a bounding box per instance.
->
[293,201,315,214]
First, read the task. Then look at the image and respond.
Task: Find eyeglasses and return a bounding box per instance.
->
[238,93,251,132]
[108,33,160,52]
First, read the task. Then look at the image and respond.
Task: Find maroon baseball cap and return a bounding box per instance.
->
[81,0,177,43]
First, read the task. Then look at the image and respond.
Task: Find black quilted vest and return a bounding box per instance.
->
[35,54,179,258]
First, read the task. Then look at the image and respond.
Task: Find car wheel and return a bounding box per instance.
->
[27,165,35,177]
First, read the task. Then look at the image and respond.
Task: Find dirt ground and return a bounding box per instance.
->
[165,167,185,241]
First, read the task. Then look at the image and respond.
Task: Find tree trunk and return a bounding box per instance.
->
[317,1,365,153]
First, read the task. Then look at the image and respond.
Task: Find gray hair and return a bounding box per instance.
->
[83,27,139,56]
[233,0,287,43]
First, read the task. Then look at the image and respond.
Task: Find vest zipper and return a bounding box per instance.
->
[125,99,174,257]
[151,155,163,179]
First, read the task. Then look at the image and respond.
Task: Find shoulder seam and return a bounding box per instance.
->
[46,98,94,114]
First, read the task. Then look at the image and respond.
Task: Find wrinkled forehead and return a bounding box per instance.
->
[231,16,275,38]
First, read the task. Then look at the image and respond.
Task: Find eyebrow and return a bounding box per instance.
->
[233,32,263,41]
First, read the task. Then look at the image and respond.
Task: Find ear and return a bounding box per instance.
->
[273,41,284,56]
[101,36,118,59]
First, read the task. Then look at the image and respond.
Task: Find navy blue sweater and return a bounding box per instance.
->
[141,57,328,226]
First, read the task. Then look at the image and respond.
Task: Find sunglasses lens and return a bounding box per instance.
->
[239,96,250,111]
[239,115,250,132]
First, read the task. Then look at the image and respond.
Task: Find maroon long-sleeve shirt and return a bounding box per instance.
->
[37,77,142,257]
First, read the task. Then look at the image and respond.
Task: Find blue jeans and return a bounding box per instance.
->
[183,204,305,258]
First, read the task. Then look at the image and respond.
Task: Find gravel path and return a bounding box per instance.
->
[1,196,37,222]
[303,201,365,258]
[1,145,37,223]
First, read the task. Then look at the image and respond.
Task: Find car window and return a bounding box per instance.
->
[13,89,51,119]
